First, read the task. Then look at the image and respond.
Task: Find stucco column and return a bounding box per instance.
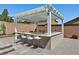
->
[47,11,52,36]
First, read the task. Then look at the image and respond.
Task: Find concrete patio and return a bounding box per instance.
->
[0,36,79,55]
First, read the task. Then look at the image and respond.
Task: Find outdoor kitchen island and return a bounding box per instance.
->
[15,4,64,50]
[17,32,63,50]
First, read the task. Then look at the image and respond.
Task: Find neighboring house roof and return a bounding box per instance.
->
[65,17,79,24]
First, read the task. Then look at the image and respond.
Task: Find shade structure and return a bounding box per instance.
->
[15,4,64,37]
[16,5,64,23]
[14,5,64,50]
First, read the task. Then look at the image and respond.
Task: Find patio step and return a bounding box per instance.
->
[6,43,29,55]
[0,44,13,50]
[6,42,53,55]
[0,44,15,55]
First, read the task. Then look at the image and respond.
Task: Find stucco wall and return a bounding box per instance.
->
[45,33,63,50]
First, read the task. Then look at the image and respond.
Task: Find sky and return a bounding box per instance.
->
[0,4,79,23]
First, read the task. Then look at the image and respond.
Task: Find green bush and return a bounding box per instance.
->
[0,23,6,35]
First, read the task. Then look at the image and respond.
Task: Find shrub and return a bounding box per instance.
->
[71,35,78,39]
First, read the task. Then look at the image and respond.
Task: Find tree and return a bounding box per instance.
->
[2,9,9,22]
[0,15,2,21]
[1,9,9,35]
[0,22,6,35]
[0,9,14,35]
[8,16,14,22]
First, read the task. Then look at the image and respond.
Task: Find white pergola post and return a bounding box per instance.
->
[47,11,52,36]
[61,19,64,38]
[14,17,18,41]
[12,17,18,50]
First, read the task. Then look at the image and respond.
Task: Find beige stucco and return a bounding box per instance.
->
[45,33,63,50]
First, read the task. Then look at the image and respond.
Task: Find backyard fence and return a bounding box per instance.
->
[5,22,36,35]
[5,22,79,38]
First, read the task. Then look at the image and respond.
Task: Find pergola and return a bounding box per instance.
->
[14,5,64,40]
